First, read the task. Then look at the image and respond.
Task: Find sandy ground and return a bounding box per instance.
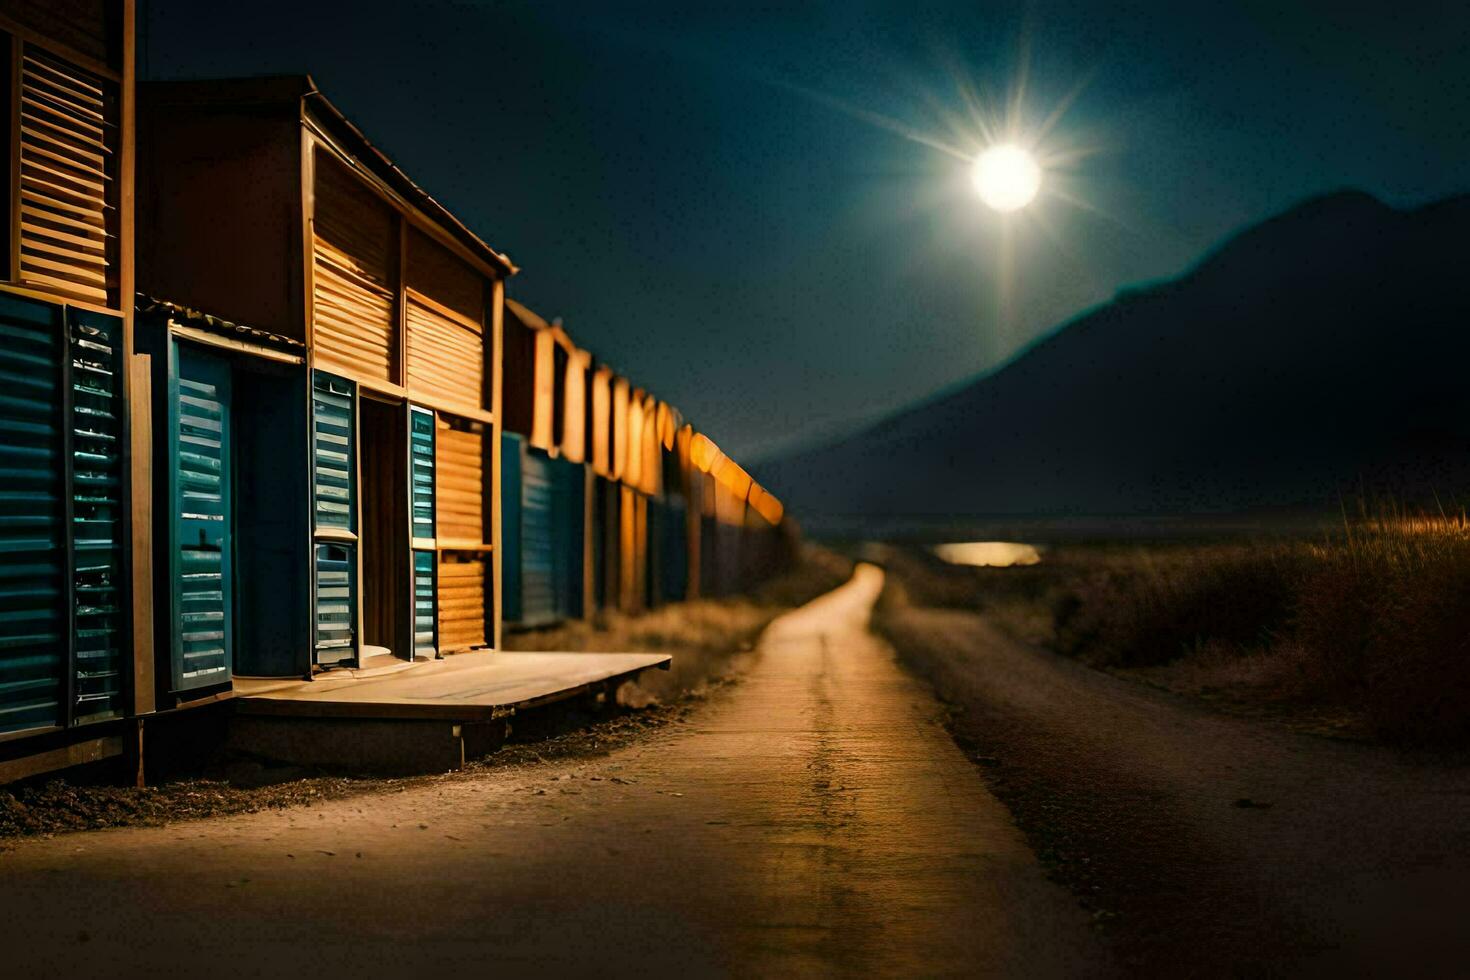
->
[878,599,1470,976]
[0,566,1105,979]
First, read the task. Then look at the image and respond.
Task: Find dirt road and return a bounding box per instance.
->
[1,566,1105,978]
[879,598,1470,976]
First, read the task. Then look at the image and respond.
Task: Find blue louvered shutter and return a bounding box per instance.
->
[70,309,125,719]
[173,347,231,690]
[549,455,586,618]
[519,447,557,626]
[314,543,355,664]
[0,296,64,733]
[412,549,436,659]
[312,372,354,531]
[410,406,435,540]
[312,372,356,665]
[500,432,522,623]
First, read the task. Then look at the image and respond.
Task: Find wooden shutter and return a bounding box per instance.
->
[0,296,64,733]
[312,153,397,381]
[437,555,486,653]
[69,309,124,720]
[406,296,482,411]
[434,413,485,548]
[19,48,117,306]
[436,413,488,651]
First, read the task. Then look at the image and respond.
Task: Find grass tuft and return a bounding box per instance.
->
[894,515,1470,746]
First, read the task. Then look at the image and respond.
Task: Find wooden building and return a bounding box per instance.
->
[0,12,788,782]
[499,296,788,630]
[500,298,586,627]
[135,76,512,706]
[0,0,142,778]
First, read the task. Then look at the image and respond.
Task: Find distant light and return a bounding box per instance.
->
[933,541,1042,567]
[971,144,1042,212]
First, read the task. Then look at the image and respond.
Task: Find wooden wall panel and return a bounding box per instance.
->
[435,414,485,548]
[312,151,396,380]
[437,556,486,653]
[137,91,303,340]
[406,227,482,328]
[0,1,121,68]
[407,296,482,411]
[560,349,588,464]
[499,308,535,436]
[530,328,555,450]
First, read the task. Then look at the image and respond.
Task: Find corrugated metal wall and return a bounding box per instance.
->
[0,297,65,732]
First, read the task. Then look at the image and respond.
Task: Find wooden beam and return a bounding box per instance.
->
[129,352,155,715]
[169,323,304,364]
[0,735,125,786]
[8,35,21,285]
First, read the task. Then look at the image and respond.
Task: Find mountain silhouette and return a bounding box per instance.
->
[757,190,1470,527]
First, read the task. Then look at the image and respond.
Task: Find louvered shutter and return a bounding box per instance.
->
[407,297,483,412]
[19,48,116,306]
[412,550,436,659]
[174,349,231,690]
[500,431,522,623]
[519,446,557,627]
[0,297,63,733]
[311,372,356,665]
[312,372,355,531]
[314,543,355,664]
[70,309,124,719]
[312,154,397,380]
[550,455,586,619]
[410,406,435,541]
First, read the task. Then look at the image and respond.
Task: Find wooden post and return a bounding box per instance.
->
[489,276,504,651]
[129,353,155,714]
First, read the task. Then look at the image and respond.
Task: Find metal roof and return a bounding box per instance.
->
[137,294,307,352]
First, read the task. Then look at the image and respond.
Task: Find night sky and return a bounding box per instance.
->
[143,1,1469,459]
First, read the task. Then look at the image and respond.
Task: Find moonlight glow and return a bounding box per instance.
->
[971,144,1042,212]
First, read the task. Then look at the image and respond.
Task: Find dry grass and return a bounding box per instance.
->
[505,544,854,703]
[893,517,1470,746]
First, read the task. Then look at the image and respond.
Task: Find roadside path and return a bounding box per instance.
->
[880,598,1470,975]
[1,565,1104,978]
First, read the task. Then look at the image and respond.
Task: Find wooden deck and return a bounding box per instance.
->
[233,651,672,722]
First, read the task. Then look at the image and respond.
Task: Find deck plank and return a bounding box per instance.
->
[234,651,671,721]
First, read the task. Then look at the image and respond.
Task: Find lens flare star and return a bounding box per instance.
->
[971,143,1041,212]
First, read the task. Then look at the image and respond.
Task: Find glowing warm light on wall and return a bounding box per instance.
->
[610,377,629,481]
[690,433,722,473]
[625,391,645,488]
[561,348,590,464]
[656,402,677,451]
[712,456,752,499]
[748,484,784,526]
[590,366,612,476]
[530,329,556,450]
[641,399,661,496]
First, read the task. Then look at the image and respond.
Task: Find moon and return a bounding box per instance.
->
[971,144,1042,212]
